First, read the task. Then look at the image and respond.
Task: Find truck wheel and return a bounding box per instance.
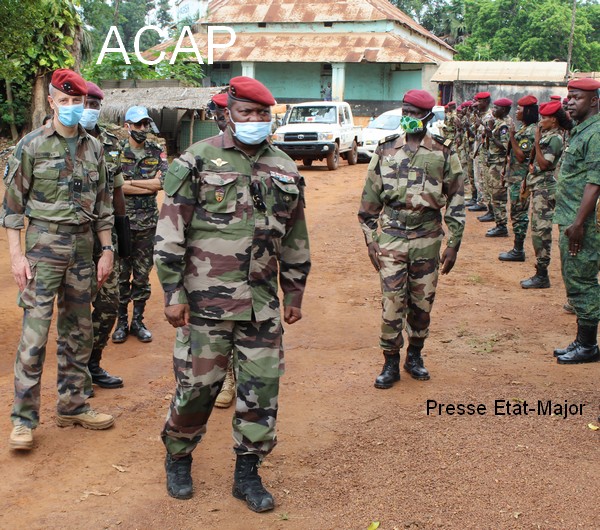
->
[347,140,358,165]
[326,144,339,170]
[302,158,313,167]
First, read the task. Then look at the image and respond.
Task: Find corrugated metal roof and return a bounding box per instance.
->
[150,31,447,64]
[431,61,569,83]
[200,0,453,51]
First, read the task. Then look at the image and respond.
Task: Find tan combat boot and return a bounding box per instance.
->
[10,424,33,450]
[56,409,115,430]
[215,361,236,408]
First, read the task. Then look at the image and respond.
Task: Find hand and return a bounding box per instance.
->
[440,247,458,275]
[367,241,382,272]
[564,223,584,256]
[284,305,302,325]
[11,253,32,292]
[509,124,515,136]
[96,251,114,289]
[165,303,190,328]
[535,124,542,142]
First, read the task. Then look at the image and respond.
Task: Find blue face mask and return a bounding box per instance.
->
[231,120,272,145]
[54,102,84,127]
[80,109,100,130]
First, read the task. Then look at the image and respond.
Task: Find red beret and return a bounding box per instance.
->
[493,98,513,107]
[85,81,104,100]
[51,69,87,96]
[567,78,600,91]
[462,100,473,107]
[550,95,562,101]
[474,91,491,100]
[211,93,228,108]
[539,101,562,116]
[229,76,276,106]
[403,89,436,110]
[447,101,456,107]
[562,97,568,104]
[517,95,537,106]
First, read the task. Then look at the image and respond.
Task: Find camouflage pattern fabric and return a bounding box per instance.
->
[478,108,494,205]
[487,115,513,226]
[162,317,284,457]
[358,133,465,349]
[443,110,457,142]
[507,182,530,238]
[118,226,155,304]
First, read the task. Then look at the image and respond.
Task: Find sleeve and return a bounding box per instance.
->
[357,150,383,245]
[442,151,466,248]
[0,140,31,230]
[93,146,114,232]
[153,153,197,307]
[542,135,563,168]
[584,130,600,186]
[158,148,169,187]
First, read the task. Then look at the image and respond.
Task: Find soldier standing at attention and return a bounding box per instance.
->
[461,101,477,206]
[81,81,127,392]
[111,106,167,344]
[358,89,465,389]
[154,77,311,510]
[499,95,538,262]
[484,98,513,238]
[443,101,457,143]
[553,78,600,364]
[470,92,494,217]
[2,69,115,451]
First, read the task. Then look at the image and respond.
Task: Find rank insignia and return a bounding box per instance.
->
[211,158,228,167]
[215,188,225,202]
[270,171,294,183]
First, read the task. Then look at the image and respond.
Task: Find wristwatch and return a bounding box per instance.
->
[102,245,115,252]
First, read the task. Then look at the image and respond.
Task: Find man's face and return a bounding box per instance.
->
[566,89,598,123]
[401,102,429,121]
[48,89,84,112]
[477,97,490,112]
[226,99,271,128]
[85,96,101,111]
[214,107,227,132]
[492,105,509,119]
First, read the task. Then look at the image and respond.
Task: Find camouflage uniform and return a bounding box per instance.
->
[487,114,513,227]
[154,129,311,458]
[358,133,465,351]
[0,122,112,428]
[478,108,495,207]
[554,113,600,325]
[118,140,167,307]
[525,128,563,268]
[443,110,457,143]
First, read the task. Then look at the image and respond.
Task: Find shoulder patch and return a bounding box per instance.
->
[432,134,453,148]
[379,134,400,145]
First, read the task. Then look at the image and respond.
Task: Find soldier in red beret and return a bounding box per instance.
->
[207,92,228,133]
[470,91,495,218]
[358,89,465,389]
[553,78,600,363]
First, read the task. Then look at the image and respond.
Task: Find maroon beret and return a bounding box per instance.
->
[447,100,456,107]
[403,89,436,110]
[85,81,104,100]
[462,100,473,107]
[567,78,600,91]
[493,98,513,107]
[539,101,562,116]
[211,93,228,108]
[517,95,538,106]
[474,91,491,100]
[51,69,87,96]
[562,97,568,104]
[550,95,562,101]
[229,76,276,106]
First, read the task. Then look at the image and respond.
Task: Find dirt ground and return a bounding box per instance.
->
[0,158,598,530]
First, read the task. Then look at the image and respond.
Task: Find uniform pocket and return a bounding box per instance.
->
[270,178,299,219]
[199,172,239,213]
[32,168,60,203]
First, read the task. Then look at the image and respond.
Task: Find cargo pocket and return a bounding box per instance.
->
[199,172,239,213]
[270,178,299,219]
[17,262,37,310]
[32,168,60,203]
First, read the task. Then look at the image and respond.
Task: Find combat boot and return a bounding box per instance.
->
[165,453,193,499]
[557,323,600,364]
[468,203,487,212]
[485,224,508,237]
[232,454,275,513]
[403,344,430,380]
[111,304,129,343]
[520,264,550,289]
[56,408,114,429]
[499,236,525,262]
[130,301,152,342]
[477,205,495,222]
[9,424,33,451]
[374,350,400,389]
[88,351,123,389]
[215,360,236,408]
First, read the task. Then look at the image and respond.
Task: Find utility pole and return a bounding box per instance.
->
[566,0,576,80]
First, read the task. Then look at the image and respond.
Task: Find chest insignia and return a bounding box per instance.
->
[210,158,228,167]
[215,188,225,202]
[270,171,295,183]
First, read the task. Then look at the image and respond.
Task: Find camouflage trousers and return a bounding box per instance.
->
[162,316,284,458]
[377,232,442,351]
[507,180,530,238]
[458,147,473,199]
[488,162,508,226]
[473,156,488,205]
[118,226,155,304]
[12,224,94,428]
[558,224,600,325]
[527,182,556,268]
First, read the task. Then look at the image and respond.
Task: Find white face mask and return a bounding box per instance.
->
[80,109,100,130]
[230,119,272,145]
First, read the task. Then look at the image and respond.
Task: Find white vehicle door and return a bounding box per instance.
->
[340,106,352,149]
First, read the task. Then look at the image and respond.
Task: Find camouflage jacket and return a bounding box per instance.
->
[554,113,600,228]
[443,110,457,141]
[1,122,112,232]
[358,133,465,248]
[120,139,168,230]
[476,108,494,158]
[487,115,513,163]
[154,129,311,322]
[507,123,536,183]
[526,128,563,187]
[96,127,124,193]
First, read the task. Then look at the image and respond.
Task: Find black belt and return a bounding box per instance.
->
[29,219,91,234]
[383,207,441,223]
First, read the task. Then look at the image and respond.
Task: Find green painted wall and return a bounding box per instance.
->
[254,63,323,100]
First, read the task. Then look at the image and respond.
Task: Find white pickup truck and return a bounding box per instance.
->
[271,101,362,170]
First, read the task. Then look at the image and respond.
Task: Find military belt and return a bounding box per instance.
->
[383,206,441,224]
[128,194,157,209]
[29,219,91,234]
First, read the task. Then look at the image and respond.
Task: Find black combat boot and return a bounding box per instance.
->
[232,454,275,513]
[374,351,400,389]
[111,304,129,343]
[165,453,193,500]
[486,224,509,237]
[130,301,152,342]
[468,203,487,212]
[88,349,123,389]
[499,236,525,262]
[557,323,600,364]
[520,264,550,289]
[403,344,430,380]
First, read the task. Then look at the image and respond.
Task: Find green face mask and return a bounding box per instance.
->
[400,113,431,134]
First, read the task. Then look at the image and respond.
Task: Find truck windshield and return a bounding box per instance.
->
[288,106,337,124]
[368,113,402,130]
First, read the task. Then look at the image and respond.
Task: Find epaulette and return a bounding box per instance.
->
[432,134,453,148]
[379,134,400,145]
